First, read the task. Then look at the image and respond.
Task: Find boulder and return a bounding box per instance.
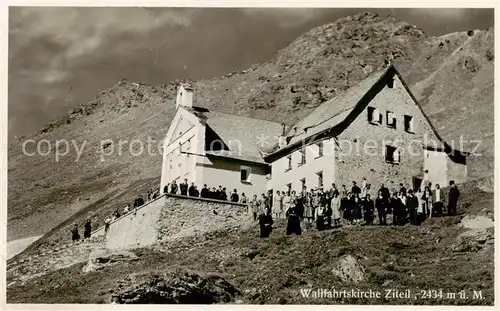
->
[110,269,240,304]
[331,255,366,284]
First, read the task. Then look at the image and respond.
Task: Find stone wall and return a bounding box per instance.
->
[94,194,250,250]
[157,195,249,241]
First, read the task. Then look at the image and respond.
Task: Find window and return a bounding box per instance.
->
[240,166,251,182]
[386,111,396,129]
[300,178,306,189]
[387,78,394,89]
[299,148,306,165]
[316,171,323,188]
[286,155,292,171]
[404,115,414,133]
[385,146,400,164]
[367,107,382,124]
[317,142,324,157]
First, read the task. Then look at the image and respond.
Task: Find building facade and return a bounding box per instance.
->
[265,65,468,196]
[160,85,282,198]
[162,65,468,200]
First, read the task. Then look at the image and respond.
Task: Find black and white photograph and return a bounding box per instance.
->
[4,4,496,306]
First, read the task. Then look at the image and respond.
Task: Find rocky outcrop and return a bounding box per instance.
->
[110,269,240,304]
[331,254,366,284]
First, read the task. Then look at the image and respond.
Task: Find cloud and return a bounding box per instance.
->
[8,8,494,139]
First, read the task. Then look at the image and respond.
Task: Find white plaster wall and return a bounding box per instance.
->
[269,138,336,193]
[424,149,448,187]
[196,157,268,198]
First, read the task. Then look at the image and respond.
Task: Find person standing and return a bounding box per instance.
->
[286,204,302,235]
[361,177,368,199]
[240,192,248,204]
[179,179,189,196]
[84,219,92,240]
[123,203,131,214]
[258,211,274,238]
[416,188,426,225]
[351,181,361,196]
[303,191,314,223]
[249,195,259,221]
[343,193,353,225]
[188,182,196,196]
[273,190,283,219]
[71,224,80,243]
[104,217,111,234]
[330,183,340,197]
[193,186,200,197]
[230,189,240,203]
[363,194,375,225]
[379,183,390,201]
[170,180,178,195]
[331,191,342,227]
[351,193,363,225]
[432,184,445,217]
[424,187,433,218]
[390,192,401,225]
[407,190,419,225]
[200,184,209,198]
[315,203,326,231]
[283,191,292,220]
[399,183,407,197]
[221,187,229,201]
[216,185,224,200]
[375,191,388,225]
[448,180,460,216]
[163,183,170,194]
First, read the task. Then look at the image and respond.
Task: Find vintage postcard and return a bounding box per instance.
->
[3,3,496,306]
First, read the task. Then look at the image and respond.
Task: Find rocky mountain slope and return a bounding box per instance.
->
[8,12,494,247]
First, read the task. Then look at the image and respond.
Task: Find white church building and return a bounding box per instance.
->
[161,64,468,198]
[160,84,283,197]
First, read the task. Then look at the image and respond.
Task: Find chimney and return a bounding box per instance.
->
[278,122,287,148]
[176,84,193,110]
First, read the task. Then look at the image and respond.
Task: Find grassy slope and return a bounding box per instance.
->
[7,13,494,254]
[7,182,494,304]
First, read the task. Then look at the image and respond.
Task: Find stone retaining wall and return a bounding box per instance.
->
[95,194,249,250]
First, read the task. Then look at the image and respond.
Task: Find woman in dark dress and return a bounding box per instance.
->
[83,219,92,239]
[71,224,80,243]
[343,193,353,225]
[259,212,274,238]
[352,193,363,224]
[286,206,302,235]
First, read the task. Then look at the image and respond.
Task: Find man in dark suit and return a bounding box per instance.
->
[448,180,460,216]
[179,179,189,196]
[200,184,209,198]
[351,181,361,196]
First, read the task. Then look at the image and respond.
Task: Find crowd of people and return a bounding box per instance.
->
[71,176,461,242]
[249,178,461,239]
[163,179,249,203]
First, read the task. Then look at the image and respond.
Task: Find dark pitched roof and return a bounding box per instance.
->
[202,111,283,164]
[264,64,469,162]
[285,70,386,146]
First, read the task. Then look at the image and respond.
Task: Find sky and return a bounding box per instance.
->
[8,7,494,139]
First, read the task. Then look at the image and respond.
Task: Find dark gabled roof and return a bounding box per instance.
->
[264,64,469,163]
[202,111,283,164]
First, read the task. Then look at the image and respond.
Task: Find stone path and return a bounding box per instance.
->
[7,235,108,287]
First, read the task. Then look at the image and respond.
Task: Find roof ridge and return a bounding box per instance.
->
[206,110,284,125]
[285,68,387,135]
